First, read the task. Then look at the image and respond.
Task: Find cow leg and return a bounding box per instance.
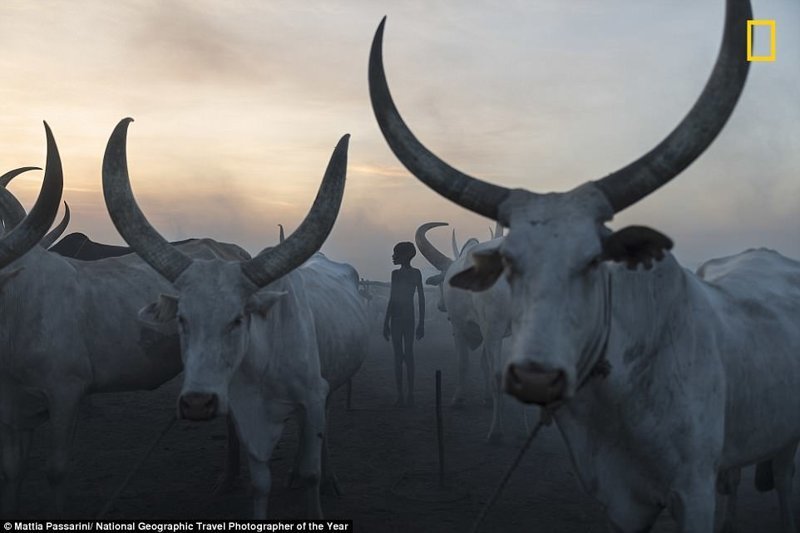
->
[484,337,504,444]
[716,468,741,533]
[233,397,292,519]
[479,347,491,406]
[247,449,277,520]
[295,396,325,518]
[669,480,716,533]
[451,331,469,407]
[213,414,241,495]
[320,395,341,497]
[0,423,33,517]
[46,389,82,516]
[605,498,660,533]
[772,441,798,533]
[287,417,305,490]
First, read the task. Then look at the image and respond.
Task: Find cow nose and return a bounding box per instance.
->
[503,361,566,406]
[179,392,218,420]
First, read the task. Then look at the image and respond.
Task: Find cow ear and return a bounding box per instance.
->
[139,294,179,326]
[602,225,673,270]
[0,266,23,291]
[449,242,504,292]
[245,290,287,317]
[425,273,444,286]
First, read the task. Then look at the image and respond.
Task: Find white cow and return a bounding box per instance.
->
[370,1,799,531]
[358,279,390,331]
[416,222,518,442]
[0,127,241,517]
[101,119,368,519]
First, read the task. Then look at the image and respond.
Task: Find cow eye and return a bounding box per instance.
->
[228,315,245,332]
[502,255,518,279]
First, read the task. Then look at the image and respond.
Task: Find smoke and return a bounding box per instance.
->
[0,0,797,278]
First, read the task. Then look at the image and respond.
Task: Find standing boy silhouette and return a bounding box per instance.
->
[383,242,425,406]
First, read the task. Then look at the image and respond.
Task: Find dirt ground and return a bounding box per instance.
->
[12,296,800,532]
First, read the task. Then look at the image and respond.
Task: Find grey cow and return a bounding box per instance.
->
[370,1,798,531]
[101,119,368,519]
[0,125,239,516]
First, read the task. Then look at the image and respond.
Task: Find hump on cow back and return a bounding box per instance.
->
[49,232,132,260]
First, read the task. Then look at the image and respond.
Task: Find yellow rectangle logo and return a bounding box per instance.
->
[747,19,776,62]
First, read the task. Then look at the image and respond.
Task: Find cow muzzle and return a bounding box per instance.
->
[179,392,219,421]
[503,362,566,405]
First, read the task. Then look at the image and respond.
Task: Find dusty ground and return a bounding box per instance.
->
[12,299,800,532]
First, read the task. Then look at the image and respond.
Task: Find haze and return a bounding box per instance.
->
[0,0,797,280]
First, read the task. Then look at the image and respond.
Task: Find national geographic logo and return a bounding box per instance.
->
[747,19,776,62]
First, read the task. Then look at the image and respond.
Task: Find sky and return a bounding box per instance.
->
[0,0,797,281]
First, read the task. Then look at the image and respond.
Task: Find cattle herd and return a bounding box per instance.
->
[1,1,798,532]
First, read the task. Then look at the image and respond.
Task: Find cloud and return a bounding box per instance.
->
[0,0,797,281]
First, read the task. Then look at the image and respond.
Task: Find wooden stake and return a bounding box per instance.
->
[436,369,444,487]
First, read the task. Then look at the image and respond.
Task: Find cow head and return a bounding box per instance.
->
[102,118,348,420]
[370,0,749,405]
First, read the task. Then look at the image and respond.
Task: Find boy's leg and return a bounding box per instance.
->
[404,328,415,406]
[391,320,405,406]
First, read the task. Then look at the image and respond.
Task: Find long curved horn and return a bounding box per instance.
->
[40,202,70,249]
[0,166,41,188]
[241,135,350,288]
[102,118,192,282]
[493,220,503,239]
[461,238,479,255]
[0,188,25,235]
[414,222,452,272]
[593,0,751,213]
[451,229,460,258]
[0,167,41,233]
[0,123,63,269]
[278,224,285,243]
[369,18,511,222]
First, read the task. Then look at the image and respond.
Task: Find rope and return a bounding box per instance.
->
[468,413,548,533]
[96,414,177,519]
[469,274,614,532]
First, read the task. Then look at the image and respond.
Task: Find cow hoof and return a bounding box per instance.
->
[450,397,466,409]
[486,432,503,445]
[286,469,300,489]
[321,475,342,498]
[212,473,241,496]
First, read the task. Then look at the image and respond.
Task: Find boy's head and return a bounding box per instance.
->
[392,241,416,265]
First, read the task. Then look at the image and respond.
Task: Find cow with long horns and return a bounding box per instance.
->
[0,126,244,517]
[416,222,518,443]
[100,119,368,519]
[370,1,799,531]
